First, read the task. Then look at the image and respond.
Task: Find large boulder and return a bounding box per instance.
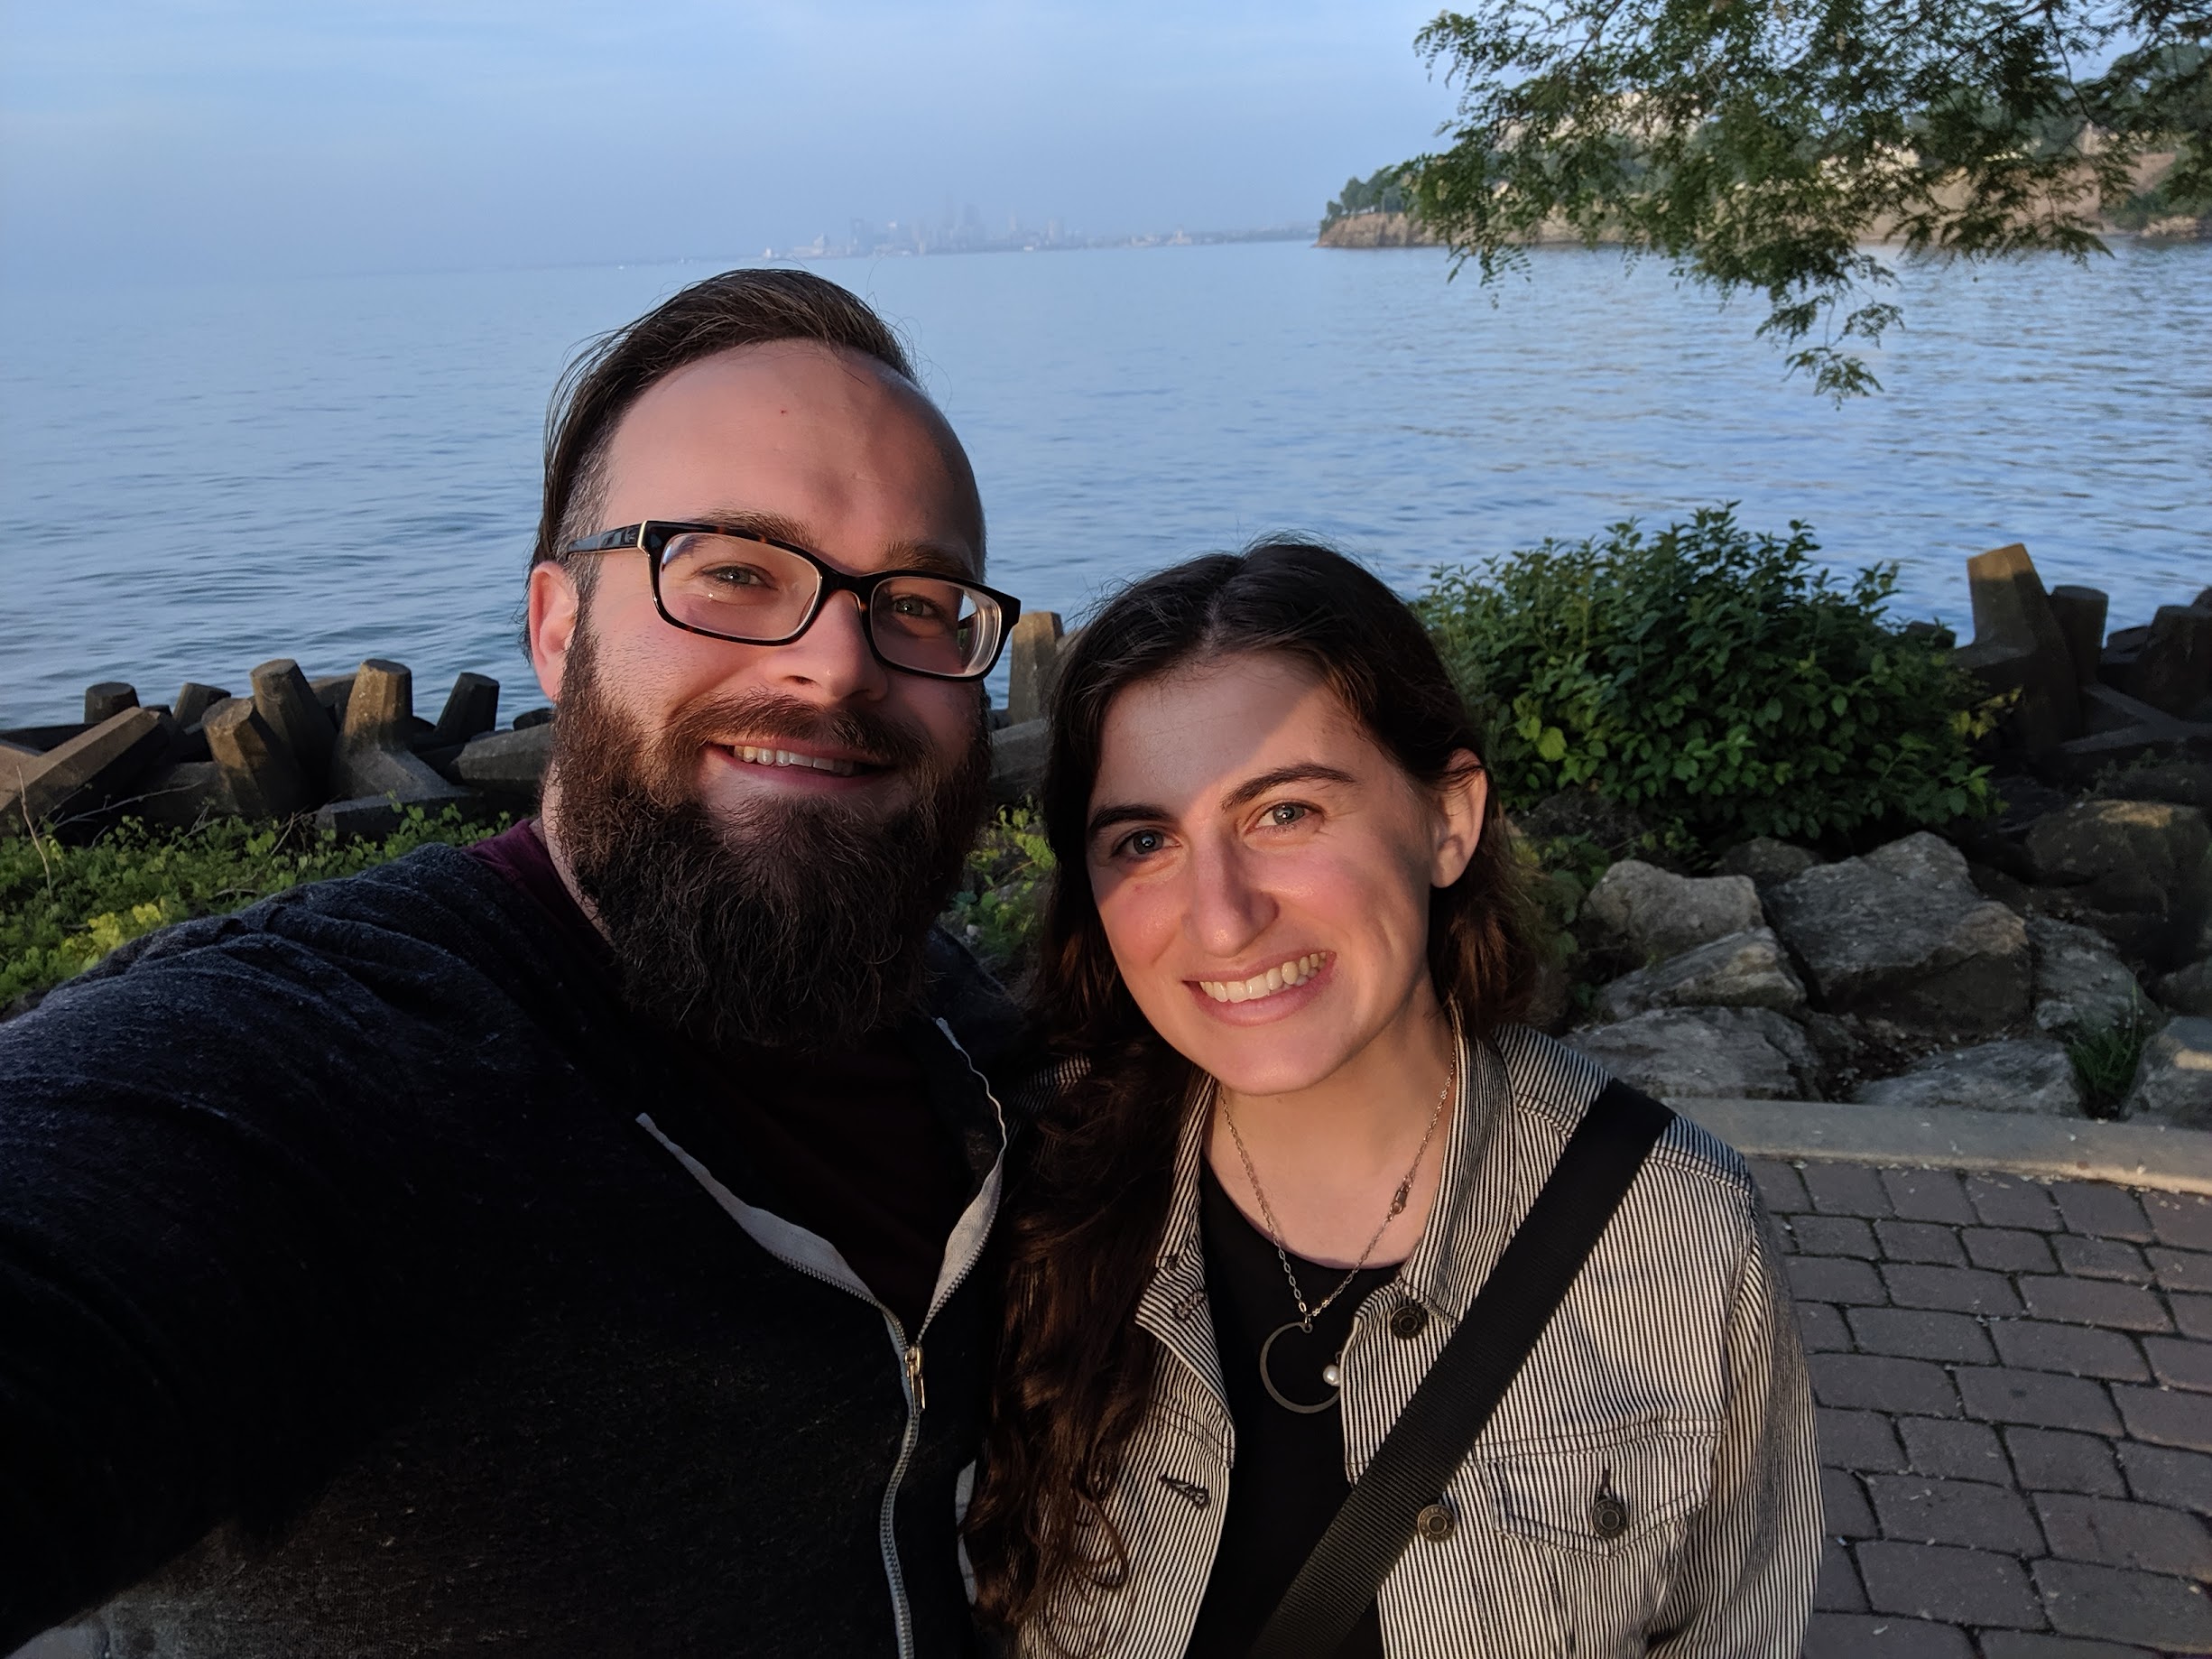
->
[1566,1006,1819,1100]
[2027,915,2148,1035]
[1713,837,1819,890]
[1580,860,1764,963]
[2153,959,2212,1017]
[1594,928,1808,1022]
[2022,799,2212,965]
[1764,832,2031,1034]
[1850,1037,2084,1117]
[2122,1015,2212,1128]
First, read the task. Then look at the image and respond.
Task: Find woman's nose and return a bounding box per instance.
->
[1183,836,1275,958]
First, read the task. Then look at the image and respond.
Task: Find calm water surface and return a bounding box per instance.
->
[1,240,2206,725]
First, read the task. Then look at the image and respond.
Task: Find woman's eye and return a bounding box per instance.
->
[1115,829,1168,858]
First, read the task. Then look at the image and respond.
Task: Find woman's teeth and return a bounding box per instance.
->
[1199,953,1327,1005]
[731,744,860,776]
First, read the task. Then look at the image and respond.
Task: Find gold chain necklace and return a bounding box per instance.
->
[1220,1060,1454,1413]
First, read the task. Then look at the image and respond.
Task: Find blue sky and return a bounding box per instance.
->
[0,1,1456,281]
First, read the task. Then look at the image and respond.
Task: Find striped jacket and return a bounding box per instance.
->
[1025,1025,1819,1658]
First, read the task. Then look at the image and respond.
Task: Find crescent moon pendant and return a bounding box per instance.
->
[1259,1320,1342,1414]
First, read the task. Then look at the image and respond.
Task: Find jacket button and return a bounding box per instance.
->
[1414,1501,1456,1543]
[1388,1301,1429,1340]
[1591,1475,1630,1539]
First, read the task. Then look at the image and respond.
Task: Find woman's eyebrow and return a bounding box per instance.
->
[1086,802,1171,842]
[1221,764,1357,811]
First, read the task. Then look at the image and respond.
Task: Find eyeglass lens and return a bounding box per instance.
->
[657,531,999,676]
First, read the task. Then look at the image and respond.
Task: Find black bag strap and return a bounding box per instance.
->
[1248,1080,1674,1659]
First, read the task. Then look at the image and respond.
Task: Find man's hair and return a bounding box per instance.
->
[532,268,918,573]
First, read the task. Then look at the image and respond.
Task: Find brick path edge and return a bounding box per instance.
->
[1673,1100,2212,1197]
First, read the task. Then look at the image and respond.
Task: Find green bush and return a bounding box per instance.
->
[1414,506,1999,852]
[947,805,1057,980]
[1,808,508,1009]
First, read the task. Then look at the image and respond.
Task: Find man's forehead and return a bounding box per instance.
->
[597,340,985,569]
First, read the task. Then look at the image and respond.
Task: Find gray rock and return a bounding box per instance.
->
[990,718,1048,806]
[1581,860,1764,962]
[2028,914,2148,1035]
[2025,797,2211,914]
[1566,1006,1819,1100]
[454,723,553,796]
[2090,758,2212,814]
[2122,1015,2212,1128]
[1850,1037,2084,1117]
[1595,927,1807,1021]
[2153,959,2212,1017]
[1714,837,1819,889]
[1764,831,2032,1033]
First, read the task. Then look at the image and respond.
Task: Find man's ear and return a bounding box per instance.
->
[528,561,581,701]
[1430,749,1488,889]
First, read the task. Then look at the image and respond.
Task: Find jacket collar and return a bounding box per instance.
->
[1134,1016,1518,1395]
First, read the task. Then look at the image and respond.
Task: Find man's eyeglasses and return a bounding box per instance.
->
[563,522,1021,682]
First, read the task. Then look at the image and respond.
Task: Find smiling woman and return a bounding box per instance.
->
[966,540,1820,1659]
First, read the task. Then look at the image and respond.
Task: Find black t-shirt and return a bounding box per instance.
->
[468,819,973,1333]
[1188,1162,1395,1659]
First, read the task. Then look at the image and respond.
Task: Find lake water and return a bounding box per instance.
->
[1,239,2207,727]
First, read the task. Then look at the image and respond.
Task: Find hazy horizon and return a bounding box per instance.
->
[0,1,1454,286]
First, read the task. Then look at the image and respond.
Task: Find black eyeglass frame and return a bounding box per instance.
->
[563,520,1022,682]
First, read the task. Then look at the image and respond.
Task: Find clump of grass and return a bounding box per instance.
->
[2067,1004,2159,1119]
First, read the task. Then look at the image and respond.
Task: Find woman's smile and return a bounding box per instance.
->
[1189,950,1334,1018]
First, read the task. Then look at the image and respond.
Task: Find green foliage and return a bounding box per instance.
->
[1,808,506,1008]
[1324,164,1414,227]
[2067,1002,2159,1117]
[1402,2,2211,396]
[1413,506,1998,850]
[947,805,1057,979]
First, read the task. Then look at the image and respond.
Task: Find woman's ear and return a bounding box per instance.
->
[1430,750,1488,889]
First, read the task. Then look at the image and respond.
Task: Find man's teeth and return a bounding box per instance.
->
[1199,953,1327,1005]
[731,744,860,777]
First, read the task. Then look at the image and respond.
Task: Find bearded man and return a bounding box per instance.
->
[0,270,1031,1658]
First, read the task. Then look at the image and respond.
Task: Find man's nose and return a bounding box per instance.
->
[1184,835,1275,959]
[766,589,890,702]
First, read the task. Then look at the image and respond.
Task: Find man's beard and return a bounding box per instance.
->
[544,628,992,1053]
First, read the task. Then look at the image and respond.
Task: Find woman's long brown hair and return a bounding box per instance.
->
[965,541,1541,1649]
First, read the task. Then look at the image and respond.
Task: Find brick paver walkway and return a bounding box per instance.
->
[1752,1158,2212,1656]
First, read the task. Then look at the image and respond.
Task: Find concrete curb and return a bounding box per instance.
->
[1670,1097,2212,1195]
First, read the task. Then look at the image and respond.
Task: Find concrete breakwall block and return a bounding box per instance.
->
[453,723,552,796]
[203,697,310,820]
[2046,585,2108,688]
[989,718,1048,806]
[340,659,412,748]
[172,682,231,728]
[512,705,554,730]
[0,722,92,754]
[1006,611,1065,726]
[133,760,236,830]
[251,658,336,787]
[83,682,139,723]
[2123,603,2212,718]
[1950,542,2080,753]
[433,672,500,745]
[0,707,176,835]
[310,673,356,729]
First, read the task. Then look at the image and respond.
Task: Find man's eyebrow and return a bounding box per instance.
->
[1221,764,1358,811]
[690,508,979,579]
